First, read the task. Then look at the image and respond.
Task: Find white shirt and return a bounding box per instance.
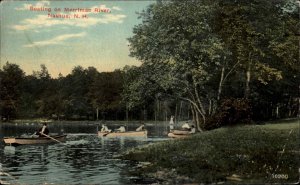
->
[182,123,190,129]
[117,126,126,132]
[190,127,196,134]
[41,125,47,133]
[101,125,110,132]
[136,125,144,131]
[169,116,174,125]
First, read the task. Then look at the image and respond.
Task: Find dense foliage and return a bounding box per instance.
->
[0,63,126,121]
[125,0,299,129]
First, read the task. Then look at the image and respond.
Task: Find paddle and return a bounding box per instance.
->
[39,132,63,144]
[102,131,111,137]
[103,133,109,137]
[31,132,37,137]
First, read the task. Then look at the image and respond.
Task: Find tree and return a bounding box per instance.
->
[126,0,299,129]
[127,0,233,129]
[0,62,25,120]
[61,66,94,119]
[32,64,51,80]
[214,0,290,99]
[88,70,124,120]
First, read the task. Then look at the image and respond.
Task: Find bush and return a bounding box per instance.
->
[205,98,252,130]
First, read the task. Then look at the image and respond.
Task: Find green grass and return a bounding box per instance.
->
[122,119,300,184]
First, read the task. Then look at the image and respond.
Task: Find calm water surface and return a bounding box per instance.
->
[0,122,170,184]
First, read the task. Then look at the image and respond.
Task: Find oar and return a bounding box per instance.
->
[30,132,37,137]
[40,132,63,144]
[102,132,110,137]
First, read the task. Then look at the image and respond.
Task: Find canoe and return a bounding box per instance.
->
[98,130,147,138]
[167,132,190,138]
[3,135,67,146]
[172,130,190,135]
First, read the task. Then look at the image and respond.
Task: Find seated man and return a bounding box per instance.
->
[181,122,191,131]
[36,123,50,137]
[136,124,145,131]
[189,125,196,134]
[115,126,126,132]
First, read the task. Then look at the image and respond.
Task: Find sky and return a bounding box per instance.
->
[1,0,154,78]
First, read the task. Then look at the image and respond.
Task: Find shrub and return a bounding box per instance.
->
[205,98,252,130]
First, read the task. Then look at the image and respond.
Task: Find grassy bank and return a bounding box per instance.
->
[122,119,299,184]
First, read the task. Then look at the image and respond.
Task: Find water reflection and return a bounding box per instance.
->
[0,122,169,184]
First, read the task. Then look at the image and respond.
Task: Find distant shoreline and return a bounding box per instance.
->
[2,117,297,124]
[0,119,172,126]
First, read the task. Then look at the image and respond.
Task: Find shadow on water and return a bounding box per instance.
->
[0,121,170,184]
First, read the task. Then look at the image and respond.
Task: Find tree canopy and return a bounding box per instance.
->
[126,0,299,129]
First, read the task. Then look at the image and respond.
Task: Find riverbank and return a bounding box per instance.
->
[121,119,299,184]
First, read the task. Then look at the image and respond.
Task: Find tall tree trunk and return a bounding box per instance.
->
[245,52,252,99]
[165,110,168,122]
[191,103,195,124]
[154,98,158,122]
[179,101,183,121]
[143,105,146,121]
[126,106,128,123]
[276,104,279,118]
[298,85,300,118]
[175,101,178,123]
[181,96,206,130]
[208,99,212,116]
[158,100,161,120]
[96,107,99,121]
[187,104,190,120]
[154,102,157,122]
[191,106,199,131]
[217,66,225,101]
[288,96,292,117]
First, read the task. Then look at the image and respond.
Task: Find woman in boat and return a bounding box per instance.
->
[136,124,145,131]
[101,124,111,133]
[115,126,126,132]
[189,125,196,134]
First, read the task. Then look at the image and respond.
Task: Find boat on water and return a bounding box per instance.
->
[167,132,190,138]
[98,130,147,138]
[172,130,190,135]
[3,135,67,146]
[167,129,192,138]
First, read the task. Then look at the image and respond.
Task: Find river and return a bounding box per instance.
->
[0,121,170,184]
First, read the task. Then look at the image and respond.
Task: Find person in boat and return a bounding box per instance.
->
[101,124,111,133]
[115,125,126,133]
[169,115,175,131]
[36,123,49,137]
[181,122,191,131]
[136,124,145,131]
[189,125,196,134]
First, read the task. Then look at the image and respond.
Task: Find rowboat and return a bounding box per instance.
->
[172,130,190,135]
[167,132,190,138]
[3,135,67,146]
[168,129,193,138]
[98,130,147,138]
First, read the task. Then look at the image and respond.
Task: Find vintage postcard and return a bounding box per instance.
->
[0,0,299,184]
